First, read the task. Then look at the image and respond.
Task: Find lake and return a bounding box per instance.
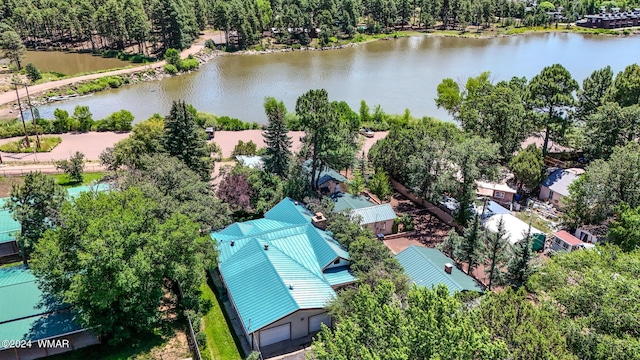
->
[32,33,640,123]
[24,51,129,75]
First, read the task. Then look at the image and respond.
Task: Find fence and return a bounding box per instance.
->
[185,312,203,360]
[390,178,462,232]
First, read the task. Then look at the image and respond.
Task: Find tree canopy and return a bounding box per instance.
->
[30,188,217,344]
[3,172,67,264]
[313,281,509,360]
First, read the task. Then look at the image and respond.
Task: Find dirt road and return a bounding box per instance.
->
[0,31,225,116]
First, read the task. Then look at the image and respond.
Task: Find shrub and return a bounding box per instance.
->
[178,58,199,71]
[231,140,258,156]
[25,63,42,82]
[164,64,178,74]
[204,39,216,49]
[106,77,121,88]
[55,151,85,183]
[216,116,252,131]
[164,48,181,66]
[95,110,134,132]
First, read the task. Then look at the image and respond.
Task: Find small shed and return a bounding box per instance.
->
[476,181,516,206]
[574,222,610,243]
[350,203,396,235]
[551,230,584,252]
[484,214,546,251]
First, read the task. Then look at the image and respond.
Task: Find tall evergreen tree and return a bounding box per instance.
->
[484,217,509,290]
[263,97,292,177]
[506,224,535,288]
[296,89,349,190]
[163,100,212,181]
[459,215,486,275]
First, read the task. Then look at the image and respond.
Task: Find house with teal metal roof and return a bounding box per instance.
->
[395,246,484,294]
[350,203,397,235]
[0,265,98,360]
[0,183,110,261]
[211,197,355,351]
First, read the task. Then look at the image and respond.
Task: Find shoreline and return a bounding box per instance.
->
[1,25,637,120]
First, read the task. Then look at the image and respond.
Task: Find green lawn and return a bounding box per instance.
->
[52,172,105,187]
[201,279,243,360]
[44,330,169,360]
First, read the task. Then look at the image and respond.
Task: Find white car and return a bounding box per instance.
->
[359,128,374,138]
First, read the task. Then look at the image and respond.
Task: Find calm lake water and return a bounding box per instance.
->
[24,51,129,75]
[33,33,640,123]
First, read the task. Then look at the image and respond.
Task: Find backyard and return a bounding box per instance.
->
[200,278,243,360]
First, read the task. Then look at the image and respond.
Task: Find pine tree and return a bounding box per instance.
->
[459,215,486,275]
[506,224,535,288]
[263,97,291,177]
[163,101,212,181]
[484,217,509,290]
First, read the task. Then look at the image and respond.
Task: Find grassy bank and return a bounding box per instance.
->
[200,279,243,360]
[0,136,61,153]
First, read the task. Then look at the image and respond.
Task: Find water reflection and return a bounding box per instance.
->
[32,33,640,123]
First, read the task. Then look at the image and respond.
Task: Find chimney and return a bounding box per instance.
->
[444,263,453,274]
[264,244,269,251]
[312,212,327,230]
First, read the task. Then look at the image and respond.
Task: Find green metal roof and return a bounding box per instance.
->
[0,265,84,349]
[211,198,353,334]
[0,198,20,244]
[350,204,396,225]
[332,194,375,213]
[0,310,83,348]
[323,266,356,286]
[395,246,484,294]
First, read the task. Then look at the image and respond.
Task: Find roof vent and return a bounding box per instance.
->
[289,284,294,290]
[230,241,235,247]
[264,244,269,251]
[312,212,327,230]
[444,263,453,274]
[294,201,298,205]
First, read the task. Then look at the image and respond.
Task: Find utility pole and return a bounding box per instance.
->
[12,82,30,149]
[23,84,41,150]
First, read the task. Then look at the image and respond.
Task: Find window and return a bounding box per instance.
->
[494,191,505,199]
[380,222,386,230]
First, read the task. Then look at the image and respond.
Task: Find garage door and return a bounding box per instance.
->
[259,323,291,347]
[309,313,332,332]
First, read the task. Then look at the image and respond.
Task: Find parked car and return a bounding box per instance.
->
[359,128,374,138]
